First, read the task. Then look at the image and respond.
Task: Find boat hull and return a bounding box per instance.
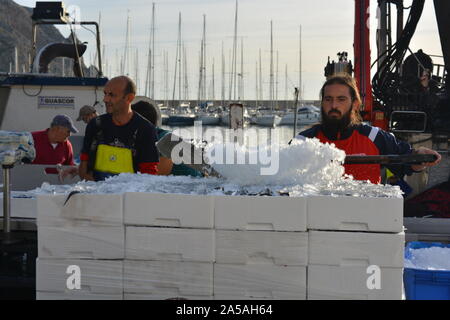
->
[255,115,282,127]
[167,115,195,126]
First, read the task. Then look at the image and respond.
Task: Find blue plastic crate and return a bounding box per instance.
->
[404,241,450,300]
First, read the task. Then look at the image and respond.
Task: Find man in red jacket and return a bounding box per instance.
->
[296,75,441,184]
[32,114,78,166]
[31,114,79,179]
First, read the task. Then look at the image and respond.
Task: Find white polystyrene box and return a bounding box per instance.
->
[124,293,214,300]
[36,258,123,295]
[214,264,306,300]
[38,223,124,259]
[36,193,123,226]
[214,195,307,231]
[307,196,403,233]
[309,231,404,268]
[307,265,403,300]
[36,291,123,300]
[125,227,214,262]
[124,260,213,297]
[216,230,308,266]
[0,195,37,219]
[124,193,214,228]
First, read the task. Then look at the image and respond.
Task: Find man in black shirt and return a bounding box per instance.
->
[79,76,159,181]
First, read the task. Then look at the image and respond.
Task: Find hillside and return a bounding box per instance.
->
[0,0,90,75]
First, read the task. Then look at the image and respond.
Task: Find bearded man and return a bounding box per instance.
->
[296,75,441,184]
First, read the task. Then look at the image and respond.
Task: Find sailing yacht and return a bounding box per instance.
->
[280,105,321,125]
[254,20,281,128]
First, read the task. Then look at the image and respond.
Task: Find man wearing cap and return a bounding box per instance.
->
[77,105,99,124]
[31,114,78,166]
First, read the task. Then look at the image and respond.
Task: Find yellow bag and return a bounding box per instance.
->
[94,144,134,174]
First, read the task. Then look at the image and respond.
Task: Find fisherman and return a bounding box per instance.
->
[131,100,202,177]
[31,114,79,178]
[78,76,159,181]
[295,75,441,184]
[76,105,99,124]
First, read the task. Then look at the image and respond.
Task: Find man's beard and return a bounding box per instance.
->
[321,108,352,137]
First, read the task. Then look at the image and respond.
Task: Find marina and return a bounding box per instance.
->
[0,0,450,302]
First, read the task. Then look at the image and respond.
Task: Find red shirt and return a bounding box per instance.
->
[31,129,75,166]
[317,130,381,183]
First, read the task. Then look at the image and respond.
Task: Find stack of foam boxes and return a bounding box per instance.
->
[35,192,404,300]
[307,196,404,299]
[36,194,124,300]
[123,193,215,300]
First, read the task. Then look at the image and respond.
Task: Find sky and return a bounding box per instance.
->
[13,0,442,101]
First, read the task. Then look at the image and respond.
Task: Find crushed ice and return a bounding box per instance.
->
[405,247,450,271]
[26,138,402,198]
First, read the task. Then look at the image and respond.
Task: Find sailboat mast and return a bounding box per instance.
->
[178,20,182,104]
[122,11,130,75]
[145,5,152,97]
[255,60,258,107]
[172,13,181,106]
[212,58,215,101]
[164,50,169,107]
[183,43,189,101]
[203,14,206,102]
[221,41,225,107]
[299,25,302,102]
[276,50,278,110]
[229,0,238,103]
[135,49,139,93]
[240,38,244,101]
[198,14,206,105]
[259,48,262,102]
[151,2,155,99]
[270,20,274,111]
[285,63,288,110]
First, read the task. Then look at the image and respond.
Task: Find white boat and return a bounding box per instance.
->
[196,112,221,125]
[280,105,321,125]
[220,108,251,127]
[254,113,282,127]
[195,105,221,125]
[167,103,196,126]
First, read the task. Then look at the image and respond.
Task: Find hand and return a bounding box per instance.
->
[411,147,442,172]
[58,166,79,183]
